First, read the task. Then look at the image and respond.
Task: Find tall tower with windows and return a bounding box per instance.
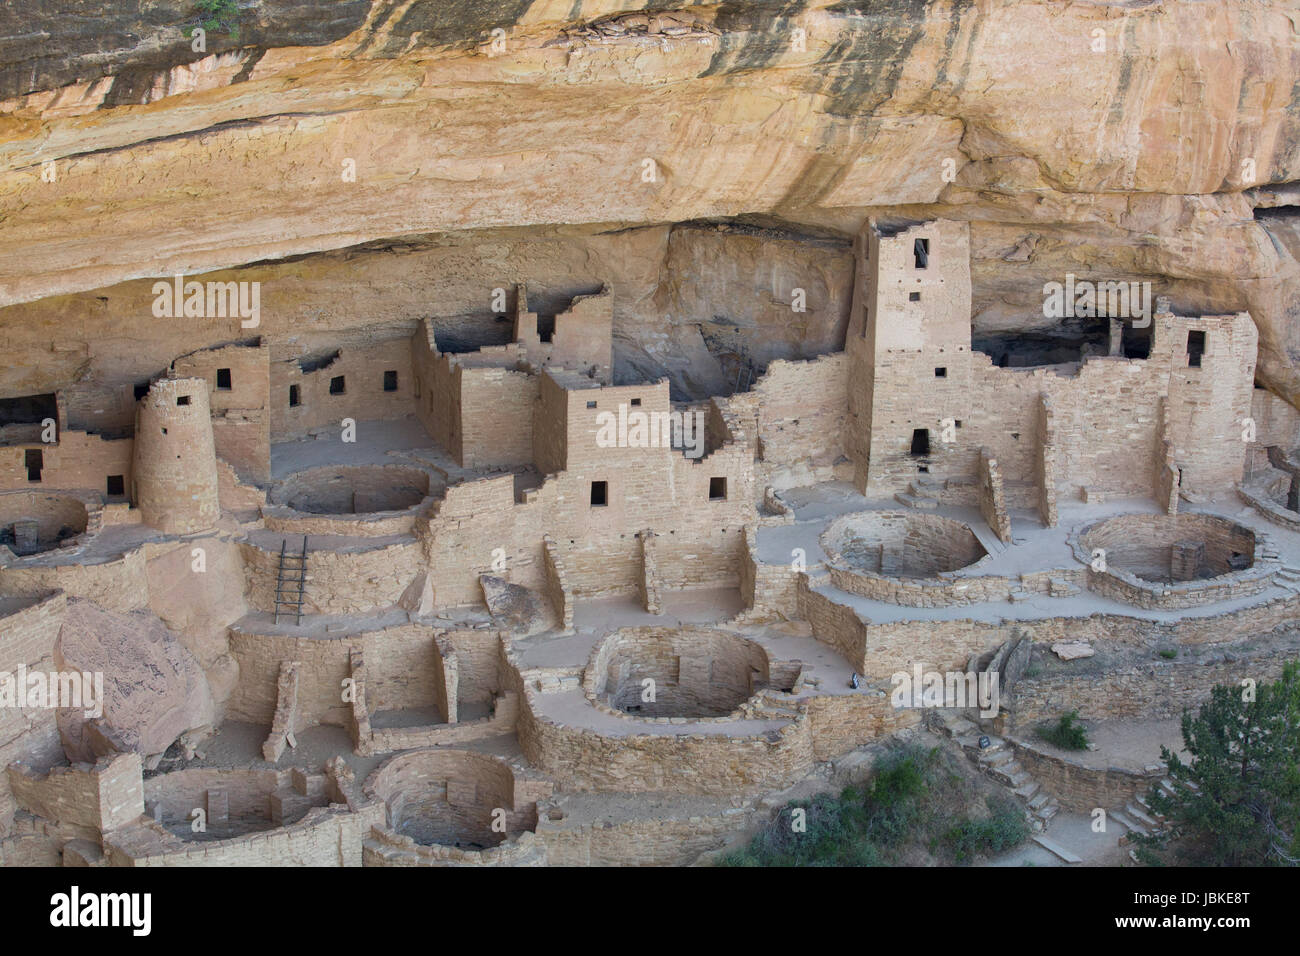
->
[846,219,974,498]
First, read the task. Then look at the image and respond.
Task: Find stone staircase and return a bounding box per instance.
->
[1274,565,1300,591]
[894,475,941,511]
[1111,777,1176,842]
[932,710,1060,831]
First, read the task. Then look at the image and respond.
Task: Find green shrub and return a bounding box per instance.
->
[1158,649,1178,660]
[939,798,1029,863]
[717,743,1027,867]
[1037,709,1089,750]
[186,0,241,41]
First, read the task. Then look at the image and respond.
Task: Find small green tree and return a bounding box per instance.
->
[1137,660,1300,866]
[186,0,242,42]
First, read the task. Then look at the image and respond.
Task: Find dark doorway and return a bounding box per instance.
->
[910,428,930,457]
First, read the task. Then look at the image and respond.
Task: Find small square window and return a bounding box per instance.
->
[590,480,608,507]
[289,384,301,407]
[630,398,641,407]
[383,370,398,392]
[909,292,921,302]
[934,367,947,378]
[329,375,345,395]
[216,368,232,390]
[586,400,597,410]
[176,395,191,406]
[709,477,727,501]
[106,474,125,496]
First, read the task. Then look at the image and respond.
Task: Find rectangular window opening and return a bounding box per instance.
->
[216,368,232,391]
[289,384,301,407]
[329,375,346,395]
[176,395,191,406]
[909,292,921,302]
[913,237,929,269]
[1187,330,1206,368]
[586,400,597,410]
[709,476,727,501]
[25,448,42,482]
[383,370,398,392]
[106,474,125,497]
[630,398,641,407]
[537,315,556,344]
[934,367,947,378]
[590,480,608,507]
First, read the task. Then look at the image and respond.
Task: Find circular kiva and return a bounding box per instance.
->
[820,510,988,579]
[1078,512,1255,584]
[0,491,90,556]
[269,464,435,515]
[365,749,535,850]
[583,626,773,720]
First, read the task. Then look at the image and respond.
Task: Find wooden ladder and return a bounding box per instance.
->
[274,535,308,626]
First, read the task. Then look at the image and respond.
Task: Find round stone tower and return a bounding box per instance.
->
[132,377,220,534]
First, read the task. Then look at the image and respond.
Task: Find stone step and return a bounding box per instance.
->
[1012,780,1041,800]
[945,717,978,738]
[1033,802,1059,822]
[1116,814,1148,837]
[1126,803,1159,827]
[1032,835,1082,864]
[978,748,1015,768]
[1109,810,1142,834]
[1027,791,1051,811]
[994,767,1030,788]
[956,735,1003,753]
[1158,778,1178,797]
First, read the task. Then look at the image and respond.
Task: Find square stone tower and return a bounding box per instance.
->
[846,219,973,497]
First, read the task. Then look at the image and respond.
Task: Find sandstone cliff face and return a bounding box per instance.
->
[1,0,1299,400]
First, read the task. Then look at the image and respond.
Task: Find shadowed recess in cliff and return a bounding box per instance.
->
[0,0,371,100]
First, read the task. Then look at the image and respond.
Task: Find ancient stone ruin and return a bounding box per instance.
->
[1,1,1298,874]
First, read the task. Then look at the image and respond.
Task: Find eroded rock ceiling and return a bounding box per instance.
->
[2,0,1299,402]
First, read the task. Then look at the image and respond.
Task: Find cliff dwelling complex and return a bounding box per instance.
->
[0,0,1297,883]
